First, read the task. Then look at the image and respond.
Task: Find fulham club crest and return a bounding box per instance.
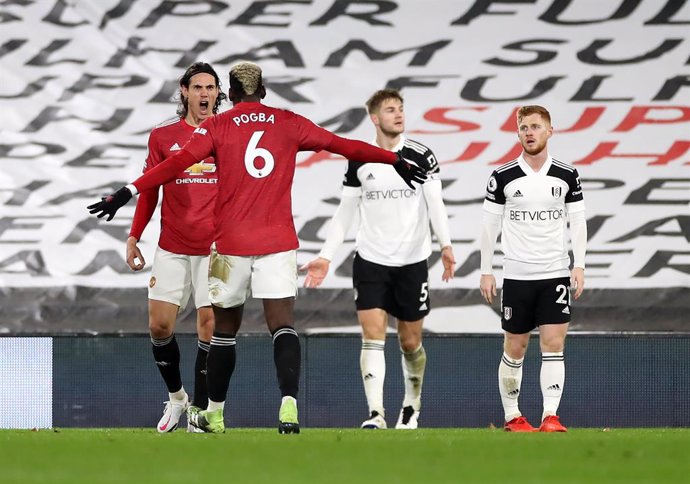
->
[551,186,562,198]
[503,306,512,320]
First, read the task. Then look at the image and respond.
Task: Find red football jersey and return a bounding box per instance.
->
[184,103,332,255]
[130,117,217,255]
[132,102,399,256]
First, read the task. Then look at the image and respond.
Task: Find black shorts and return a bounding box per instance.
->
[352,253,430,322]
[500,277,571,334]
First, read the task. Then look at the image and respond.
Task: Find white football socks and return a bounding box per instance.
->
[401,344,426,411]
[207,400,224,412]
[541,352,565,421]
[169,388,187,402]
[499,352,524,422]
[361,339,386,416]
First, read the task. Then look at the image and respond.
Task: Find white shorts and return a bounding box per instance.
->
[208,248,297,308]
[148,246,211,310]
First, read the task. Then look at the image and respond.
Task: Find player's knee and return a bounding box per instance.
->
[197,309,214,336]
[149,317,174,339]
[540,337,565,353]
[399,333,421,353]
[504,337,528,358]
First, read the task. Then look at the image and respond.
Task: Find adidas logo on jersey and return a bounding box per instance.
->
[366,173,375,180]
[546,384,561,391]
[562,306,570,314]
[169,143,181,151]
[419,303,428,311]
[513,190,523,197]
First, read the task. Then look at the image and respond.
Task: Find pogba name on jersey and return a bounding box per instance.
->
[232,112,276,127]
[509,209,564,221]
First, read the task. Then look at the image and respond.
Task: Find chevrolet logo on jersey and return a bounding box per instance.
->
[184,161,216,176]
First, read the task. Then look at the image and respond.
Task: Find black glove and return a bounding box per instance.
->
[393,153,427,189]
[87,186,133,221]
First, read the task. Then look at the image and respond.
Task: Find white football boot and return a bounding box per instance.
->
[361,411,387,429]
[156,393,189,433]
[395,406,419,430]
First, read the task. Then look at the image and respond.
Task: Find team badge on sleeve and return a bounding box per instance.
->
[487,176,497,193]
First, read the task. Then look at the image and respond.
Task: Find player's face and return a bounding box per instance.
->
[372,98,404,137]
[182,73,219,122]
[517,113,552,155]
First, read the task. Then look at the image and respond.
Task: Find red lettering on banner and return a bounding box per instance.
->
[410,107,486,134]
[490,143,523,165]
[442,142,490,164]
[613,106,690,132]
[500,107,519,132]
[501,106,606,132]
[573,141,690,165]
[558,107,606,132]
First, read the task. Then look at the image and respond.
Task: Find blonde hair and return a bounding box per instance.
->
[229,62,262,96]
[517,105,551,126]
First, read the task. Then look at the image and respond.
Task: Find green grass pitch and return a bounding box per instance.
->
[0,428,688,483]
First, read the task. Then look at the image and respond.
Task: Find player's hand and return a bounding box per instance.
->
[393,152,426,189]
[299,257,330,288]
[571,267,585,300]
[480,274,497,304]
[87,186,133,221]
[441,246,455,282]
[126,236,146,271]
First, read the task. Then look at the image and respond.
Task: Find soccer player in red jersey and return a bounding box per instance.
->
[88,62,426,434]
[126,62,225,433]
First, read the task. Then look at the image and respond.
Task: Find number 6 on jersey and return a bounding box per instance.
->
[245,131,275,178]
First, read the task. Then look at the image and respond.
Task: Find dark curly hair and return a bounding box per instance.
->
[176,62,227,118]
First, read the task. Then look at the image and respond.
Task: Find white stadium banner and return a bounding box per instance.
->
[0,0,688,332]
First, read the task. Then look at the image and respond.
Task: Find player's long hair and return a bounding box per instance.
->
[176,62,227,118]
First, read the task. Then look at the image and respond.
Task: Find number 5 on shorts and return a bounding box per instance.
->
[419,282,429,303]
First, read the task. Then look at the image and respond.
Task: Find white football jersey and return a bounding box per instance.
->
[343,136,440,266]
[483,155,585,280]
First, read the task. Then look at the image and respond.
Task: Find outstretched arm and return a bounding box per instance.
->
[325,135,426,189]
[87,149,199,221]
